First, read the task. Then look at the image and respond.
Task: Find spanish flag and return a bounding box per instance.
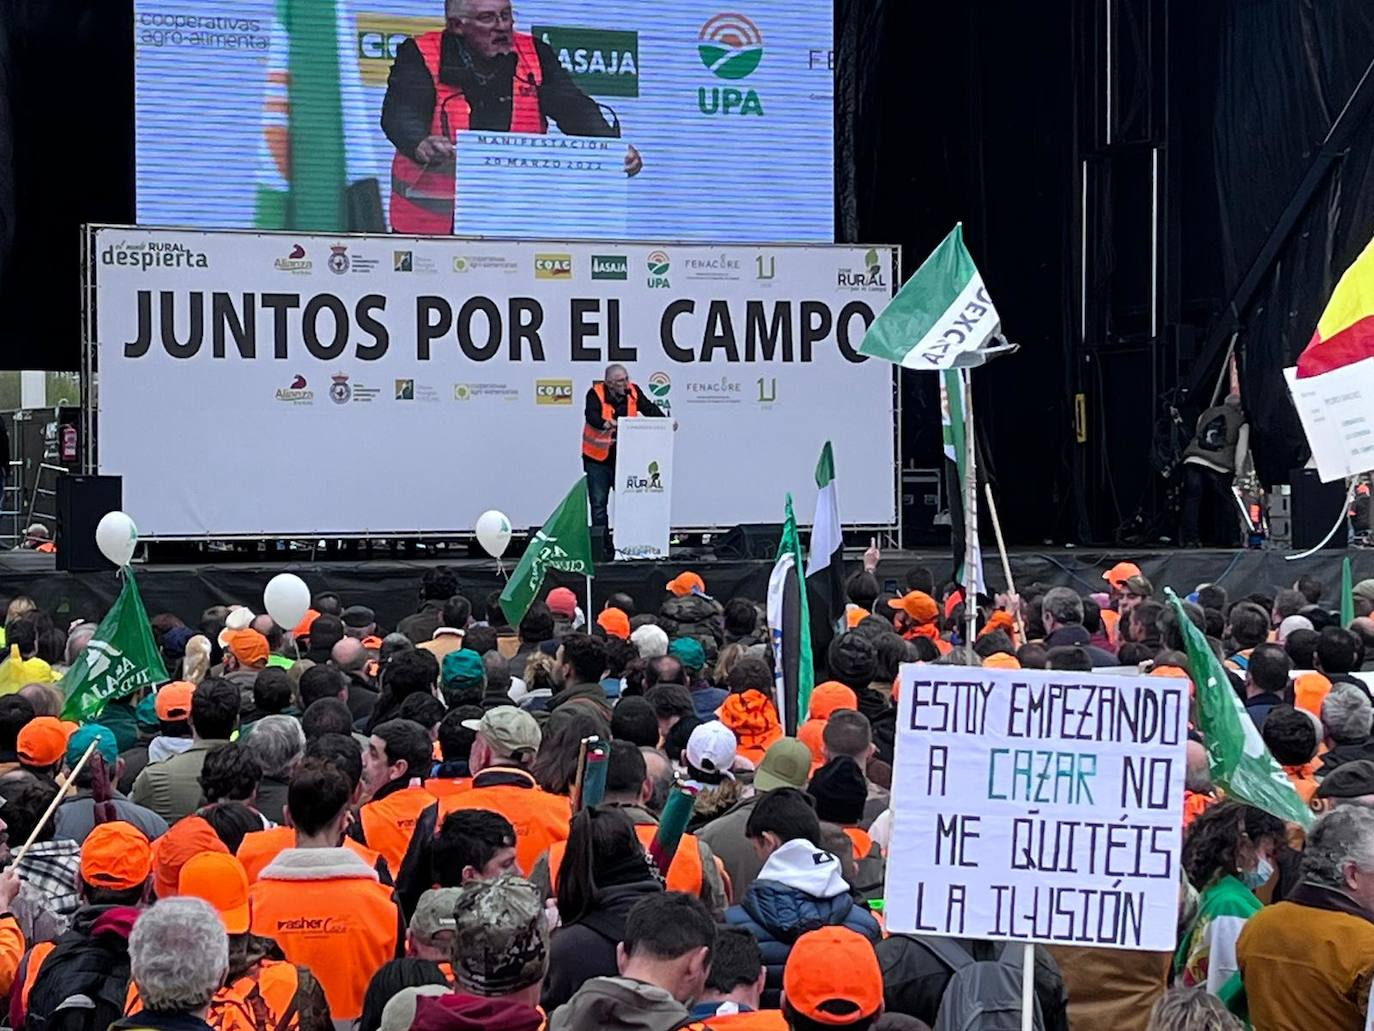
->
[1297,234,1374,377]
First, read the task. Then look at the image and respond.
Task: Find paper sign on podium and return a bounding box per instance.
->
[613,417,674,560]
[454,131,629,238]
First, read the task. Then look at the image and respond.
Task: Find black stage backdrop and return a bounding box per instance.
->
[4,2,1374,545]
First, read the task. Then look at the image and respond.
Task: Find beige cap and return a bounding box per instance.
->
[462,705,541,758]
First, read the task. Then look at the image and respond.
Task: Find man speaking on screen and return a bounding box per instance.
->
[382,0,644,234]
[583,364,666,530]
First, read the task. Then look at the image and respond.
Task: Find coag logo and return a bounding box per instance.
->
[698,13,763,79]
[535,379,574,405]
[535,253,573,279]
[591,254,629,280]
[646,250,671,289]
[534,26,639,97]
[355,15,442,86]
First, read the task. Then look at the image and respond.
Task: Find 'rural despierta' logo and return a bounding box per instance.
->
[698,13,763,79]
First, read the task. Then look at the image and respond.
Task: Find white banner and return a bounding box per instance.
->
[1285,361,1374,482]
[90,227,897,538]
[613,417,674,559]
[885,666,1187,952]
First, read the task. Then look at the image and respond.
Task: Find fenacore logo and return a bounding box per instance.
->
[330,374,351,405]
[328,245,350,274]
[533,25,639,97]
[838,248,887,290]
[274,243,312,273]
[275,374,313,405]
[355,14,443,86]
[698,13,764,116]
[624,460,665,494]
[101,240,210,271]
[646,250,671,289]
[684,254,742,281]
[535,253,573,279]
[536,379,574,405]
[591,254,628,280]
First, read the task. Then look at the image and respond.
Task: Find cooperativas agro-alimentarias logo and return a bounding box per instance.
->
[698,13,763,79]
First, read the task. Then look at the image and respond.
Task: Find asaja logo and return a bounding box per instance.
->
[838,248,887,290]
[274,243,312,273]
[536,379,574,405]
[395,378,415,400]
[394,250,413,272]
[355,14,442,86]
[328,245,350,275]
[624,460,665,494]
[329,374,351,405]
[698,13,764,117]
[698,13,763,79]
[591,254,629,280]
[535,253,574,279]
[275,374,314,405]
[534,25,639,97]
[646,250,671,289]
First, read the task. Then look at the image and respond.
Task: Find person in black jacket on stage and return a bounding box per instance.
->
[581,365,667,529]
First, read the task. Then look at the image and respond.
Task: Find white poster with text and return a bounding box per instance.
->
[613,417,674,559]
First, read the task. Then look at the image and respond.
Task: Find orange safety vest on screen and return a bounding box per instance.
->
[389,30,546,234]
[249,876,399,1021]
[438,773,571,875]
[582,382,637,462]
[237,825,389,883]
[360,784,438,876]
[546,822,704,896]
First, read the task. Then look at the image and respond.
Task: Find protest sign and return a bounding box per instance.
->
[885,666,1188,952]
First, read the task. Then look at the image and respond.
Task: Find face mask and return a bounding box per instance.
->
[1243,857,1273,889]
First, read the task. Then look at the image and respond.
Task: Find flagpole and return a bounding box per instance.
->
[984,481,1027,644]
[962,368,979,648]
[585,575,593,626]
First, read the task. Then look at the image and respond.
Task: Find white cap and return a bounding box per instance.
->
[686,720,737,780]
[631,623,669,659]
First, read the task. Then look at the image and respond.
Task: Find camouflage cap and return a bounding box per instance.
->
[451,875,549,996]
[410,887,462,947]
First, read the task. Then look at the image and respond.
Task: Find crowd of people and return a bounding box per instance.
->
[0,558,1368,1030]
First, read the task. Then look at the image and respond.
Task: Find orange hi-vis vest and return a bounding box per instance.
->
[547,822,704,895]
[703,1010,789,1029]
[582,382,636,462]
[237,825,389,883]
[389,30,546,234]
[360,783,438,876]
[426,776,472,801]
[127,961,303,1031]
[249,862,399,1021]
[18,941,56,1014]
[437,768,571,874]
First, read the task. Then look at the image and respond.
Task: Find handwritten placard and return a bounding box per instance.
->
[884,667,1187,951]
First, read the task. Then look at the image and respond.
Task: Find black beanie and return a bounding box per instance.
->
[827,632,877,690]
[807,756,867,825]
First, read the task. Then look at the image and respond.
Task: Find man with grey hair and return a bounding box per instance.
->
[244,715,306,826]
[63,621,97,669]
[631,623,669,660]
[1040,587,1116,666]
[1236,806,1374,1027]
[1318,682,1374,778]
[582,364,668,530]
[116,897,228,1031]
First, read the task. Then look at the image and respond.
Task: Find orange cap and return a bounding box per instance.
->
[152,816,228,900]
[222,628,270,667]
[982,652,1022,670]
[156,681,196,721]
[845,606,868,629]
[179,853,250,933]
[18,717,71,768]
[597,607,631,640]
[808,681,858,720]
[1103,561,1142,588]
[666,572,705,597]
[81,820,153,891]
[783,927,883,1025]
[894,590,939,624]
[293,609,320,638]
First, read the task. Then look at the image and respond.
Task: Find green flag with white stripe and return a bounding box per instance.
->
[860,223,1001,370]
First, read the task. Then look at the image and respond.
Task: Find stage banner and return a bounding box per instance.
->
[884,665,1187,952]
[89,227,897,538]
[613,417,674,560]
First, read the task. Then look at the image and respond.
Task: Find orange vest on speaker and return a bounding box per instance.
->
[546,822,704,896]
[582,382,636,462]
[389,31,546,234]
[359,784,438,876]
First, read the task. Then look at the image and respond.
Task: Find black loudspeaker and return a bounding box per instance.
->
[1290,468,1349,550]
[716,523,783,560]
[56,474,122,571]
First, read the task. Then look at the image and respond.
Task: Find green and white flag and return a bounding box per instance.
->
[860,223,1001,370]
[1166,590,1312,828]
[61,569,169,724]
[768,495,813,736]
[805,441,846,630]
[941,369,984,594]
[500,477,595,628]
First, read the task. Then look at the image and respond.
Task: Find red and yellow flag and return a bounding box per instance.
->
[1298,235,1374,377]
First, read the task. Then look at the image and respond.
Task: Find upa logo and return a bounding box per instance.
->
[697,13,764,117]
[535,253,574,279]
[646,250,671,289]
[647,371,672,414]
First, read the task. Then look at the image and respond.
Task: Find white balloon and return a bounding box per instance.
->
[263,573,311,630]
[95,511,139,567]
[475,510,513,559]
